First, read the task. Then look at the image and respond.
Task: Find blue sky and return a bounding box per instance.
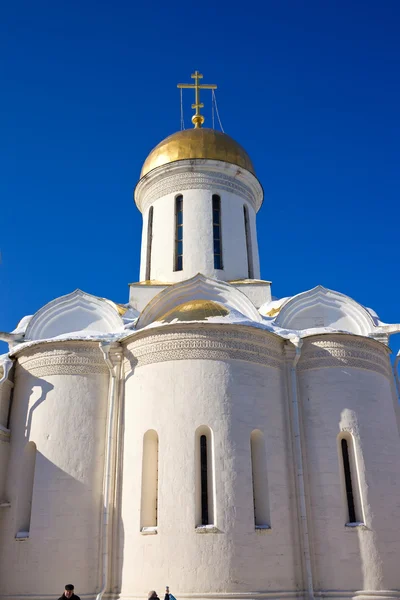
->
[0,0,399,356]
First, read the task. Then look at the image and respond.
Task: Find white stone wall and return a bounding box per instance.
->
[0,342,109,597]
[0,375,13,504]
[136,161,263,284]
[118,326,301,600]
[298,335,400,593]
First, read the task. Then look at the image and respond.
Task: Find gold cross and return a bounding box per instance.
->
[177,71,217,128]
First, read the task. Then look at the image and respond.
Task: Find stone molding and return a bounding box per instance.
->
[298,335,392,379]
[15,342,109,377]
[135,160,263,213]
[3,593,400,600]
[123,325,283,373]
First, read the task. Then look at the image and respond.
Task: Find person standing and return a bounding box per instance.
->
[165,586,176,600]
[58,584,81,600]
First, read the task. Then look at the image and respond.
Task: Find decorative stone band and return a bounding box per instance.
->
[3,592,400,600]
[118,593,303,600]
[298,335,392,380]
[123,324,283,373]
[135,160,263,213]
[15,342,109,377]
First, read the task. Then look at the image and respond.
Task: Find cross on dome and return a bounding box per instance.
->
[177,70,217,128]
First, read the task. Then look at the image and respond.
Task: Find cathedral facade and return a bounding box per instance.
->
[1,78,400,600]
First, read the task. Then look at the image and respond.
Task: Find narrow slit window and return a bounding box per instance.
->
[195,426,215,527]
[16,441,37,536]
[243,205,254,279]
[250,430,270,528]
[200,435,209,525]
[341,437,357,523]
[212,195,223,270]
[145,206,154,281]
[140,430,159,530]
[175,195,183,271]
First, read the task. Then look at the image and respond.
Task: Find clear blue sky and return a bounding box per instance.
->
[1,1,399,356]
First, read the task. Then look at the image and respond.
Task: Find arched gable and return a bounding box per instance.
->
[275,286,376,336]
[136,273,261,330]
[25,290,125,341]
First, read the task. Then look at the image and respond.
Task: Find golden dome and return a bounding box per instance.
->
[158,299,229,323]
[140,128,255,178]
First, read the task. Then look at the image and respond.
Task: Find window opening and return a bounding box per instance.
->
[16,441,36,536]
[341,438,357,523]
[250,430,270,528]
[175,195,183,271]
[212,195,223,269]
[140,430,159,529]
[200,434,209,525]
[145,206,154,281]
[243,205,254,279]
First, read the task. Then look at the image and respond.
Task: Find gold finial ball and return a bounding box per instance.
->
[192,114,205,128]
[140,128,255,178]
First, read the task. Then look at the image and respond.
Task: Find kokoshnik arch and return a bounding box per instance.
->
[1,71,400,600]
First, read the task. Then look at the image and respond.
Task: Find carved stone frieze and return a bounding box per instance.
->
[134,156,265,213]
[140,170,256,211]
[298,335,392,379]
[123,325,283,373]
[16,342,108,377]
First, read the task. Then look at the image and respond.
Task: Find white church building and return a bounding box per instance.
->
[1,73,400,600]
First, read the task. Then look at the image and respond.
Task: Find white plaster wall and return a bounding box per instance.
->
[129,283,168,312]
[0,380,12,427]
[0,379,12,504]
[233,282,272,309]
[298,337,400,593]
[139,192,260,284]
[247,203,261,278]
[0,343,109,597]
[119,331,301,599]
[0,438,10,501]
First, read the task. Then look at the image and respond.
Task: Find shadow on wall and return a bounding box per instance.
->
[25,379,54,440]
[4,370,109,596]
[2,451,96,596]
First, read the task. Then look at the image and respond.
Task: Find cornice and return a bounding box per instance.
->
[15,341,109,377]
[298,334,392,379]
[134,160,263,214]
[123,324,283,373]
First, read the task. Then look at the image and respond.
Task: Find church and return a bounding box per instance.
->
[1,72,400,600]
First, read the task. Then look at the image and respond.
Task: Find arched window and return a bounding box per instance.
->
[16,441,37,537]
[338,434,363,525]
[145,206,154,281]
[195,426,215,527]
[175,195,183,271]
[243,205,254,279]
[212,195,223,269]
[140,430,159,530]
[250,430,270,528]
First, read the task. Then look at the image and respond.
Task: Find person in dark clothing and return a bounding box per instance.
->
[165,586,176,600]
[58,584,81,600]
[148,587,175,600]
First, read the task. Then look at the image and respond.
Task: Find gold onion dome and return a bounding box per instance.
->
[140,128,255,178]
